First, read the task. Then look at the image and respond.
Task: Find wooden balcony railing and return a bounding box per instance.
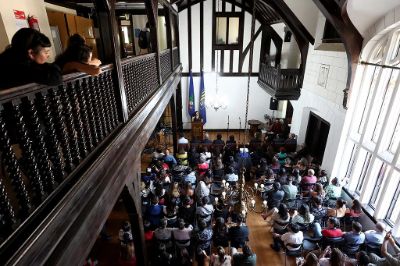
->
[258,63,303,100]
[160,49,172,83]
[172,47,180,69]
[0,51,181,253]
[121,53,159,116]
[0,65,122,243]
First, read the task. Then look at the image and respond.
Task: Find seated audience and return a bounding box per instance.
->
[176,148,188,166]
[172,219,193,248]
[213,134,225,145]
[178,196,195,226]
[365,222,386,251]
[196,220,213,255]
[318,247,349,266]
[229,215,249,249]
[266,182,285,210]
[163,149,177,168]
[325,177,342,199]
[310,196,328,225]
[277,168,288,185]
[310,183,326,199]
[154,219,173,247]
[301,169,317,192]
[345,199,362,218]
[370,232,400,265]
[145,196,163,228]
[320,217,343,238]
[178,132,189,144]
[292,204,315,226]
[317,170,329,187]
[276,147,287,166]
[210,246,232,266]
[271,223,303,252]
[327,199,347,218]
[203,133,213,144]
[195,181,210,203]
[262,203,290,234]
[119,221,133,246]
[231,245,257,266]
[152,243,172,266]
[213,157,225,179]
[343,221,365,253]
[282,177,298,201]
[197,156,210,176]
[226,135,237,146]
[225,166,239,183]
[196,196,214,224]
[213,217,229,247]
[0,28,62,89]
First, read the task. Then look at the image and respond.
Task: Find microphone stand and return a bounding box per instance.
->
[226,115,230,141]
[238,117,241,144]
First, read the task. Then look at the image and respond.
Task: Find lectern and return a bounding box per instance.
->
[191,121,203,141]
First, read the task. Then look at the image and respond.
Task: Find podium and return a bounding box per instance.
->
[191,121,203,141]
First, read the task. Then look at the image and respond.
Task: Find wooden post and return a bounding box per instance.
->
[169,95,178,155]
[144,0,162,85]
[94,0,129,122]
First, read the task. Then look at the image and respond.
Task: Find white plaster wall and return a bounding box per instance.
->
[284,0,319,38]
[290,42,348,173]
[271,22,301,68]
[180,75,285,130]
[0,0,55,61]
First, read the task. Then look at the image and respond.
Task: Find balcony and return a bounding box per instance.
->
[0,49,181,264]
[258,62,303,100]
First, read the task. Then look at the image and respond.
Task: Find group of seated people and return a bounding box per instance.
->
[138,130,397,266]
[140,134,260,266]
[259,166,398,265]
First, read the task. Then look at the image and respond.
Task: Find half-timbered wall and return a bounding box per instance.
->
[178,0,285,129]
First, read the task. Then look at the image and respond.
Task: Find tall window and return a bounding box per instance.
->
[215,14,241,48]
[337,27,400,235]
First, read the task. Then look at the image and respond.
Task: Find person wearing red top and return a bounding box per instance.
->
[321,217,343,238]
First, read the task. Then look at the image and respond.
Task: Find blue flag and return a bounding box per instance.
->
[199,70,207,124]
[188,70,195,117]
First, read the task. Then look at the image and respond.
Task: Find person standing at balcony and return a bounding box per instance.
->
[55,34,102,76]
[138,22,152,55]
[0,28,62,89]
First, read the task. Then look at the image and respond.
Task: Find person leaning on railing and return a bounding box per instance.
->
[55,34,101,76]
[0,28,62,89]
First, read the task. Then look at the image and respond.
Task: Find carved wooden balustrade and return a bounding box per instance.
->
[258,62,303,100]
[121,53,159,116]
[160,49,172,83]
[0,65,122,244]
[172,47,180,69]
[0,49,182,261]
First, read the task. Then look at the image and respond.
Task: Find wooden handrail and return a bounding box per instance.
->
[0,64,113,103]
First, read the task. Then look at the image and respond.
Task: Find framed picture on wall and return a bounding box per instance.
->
[317,64,330,88]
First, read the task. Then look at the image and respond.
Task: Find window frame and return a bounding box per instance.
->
[214,12,242,50]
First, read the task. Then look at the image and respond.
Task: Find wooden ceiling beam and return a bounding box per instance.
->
[312,0,363,108]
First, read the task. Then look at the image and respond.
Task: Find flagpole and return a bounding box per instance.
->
[238,117,241,144]
[226,115,230,141]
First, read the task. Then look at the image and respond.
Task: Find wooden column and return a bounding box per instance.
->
[122,184,147,266]
[176,82,183,132]
[165,9,174,72]
[94,0,129,122]
[169,94,178,155]
[145,0,162,84]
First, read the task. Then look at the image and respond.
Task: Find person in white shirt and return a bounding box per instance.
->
[178,133,189,144]
[271,223,303,251]
[172,219,193,248]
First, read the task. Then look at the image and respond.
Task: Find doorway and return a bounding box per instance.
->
[305,112,330,164]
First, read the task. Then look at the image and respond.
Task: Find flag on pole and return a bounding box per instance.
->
[188,70,195,117]
[199,70,207,124]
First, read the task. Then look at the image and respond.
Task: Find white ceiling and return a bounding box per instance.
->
[347,0,400,36]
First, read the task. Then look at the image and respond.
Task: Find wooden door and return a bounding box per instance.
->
[305,112,330,163]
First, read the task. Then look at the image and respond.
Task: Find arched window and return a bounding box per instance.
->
[335,26,400,235]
